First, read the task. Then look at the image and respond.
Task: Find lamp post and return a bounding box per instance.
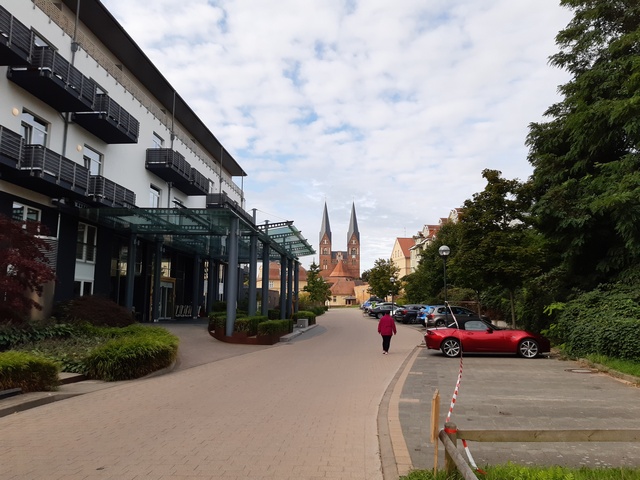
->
[389,276,396,315]
[438,245,450,304]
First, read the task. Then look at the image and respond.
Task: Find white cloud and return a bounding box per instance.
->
[102,0,572,272]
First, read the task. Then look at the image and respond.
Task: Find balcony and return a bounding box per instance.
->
[8,46,96,113]
[20,144,89,197]
[73,94,140,144]
[88,175,136,207]
[145,147,191,185]
[0,5,32,66]
[0,125,24,169]
[177,167,210,196]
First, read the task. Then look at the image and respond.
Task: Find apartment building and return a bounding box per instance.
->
[0,0,313,326]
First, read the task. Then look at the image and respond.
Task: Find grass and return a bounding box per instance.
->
[401,464,640,479]
[583,354,640,380]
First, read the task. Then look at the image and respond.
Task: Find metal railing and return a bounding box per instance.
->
[22,144,89,193]
[89,175,136,207]
[0,4,33,63]
[0,125,24,164]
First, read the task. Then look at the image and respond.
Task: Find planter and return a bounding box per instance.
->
[210,329,284,345]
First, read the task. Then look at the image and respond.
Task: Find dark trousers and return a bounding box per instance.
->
[382,335,392,352]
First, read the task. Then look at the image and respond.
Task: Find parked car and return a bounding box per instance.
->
[361,297,385,311]
[424,317,550,358]
[393,304,427,324]
[368,303,402,319]
[425,305,489,327]
[416,305,435,327]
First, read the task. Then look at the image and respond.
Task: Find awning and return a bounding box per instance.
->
[78,202,314,261]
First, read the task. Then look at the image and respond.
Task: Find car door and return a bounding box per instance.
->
[458,320,509,352]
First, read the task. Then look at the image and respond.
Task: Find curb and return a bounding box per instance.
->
[280,323,318,342]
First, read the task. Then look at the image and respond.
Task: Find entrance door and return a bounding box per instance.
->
[159,278,175,319]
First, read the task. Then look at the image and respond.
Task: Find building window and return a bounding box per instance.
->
[20,111,48,146]
[73,281,93,297]
[150,185,161,207]
[268,281,274,288]
[76,223,97,263]
[12,202,41,223]
[83,145,102,176]
[152,132,164,148]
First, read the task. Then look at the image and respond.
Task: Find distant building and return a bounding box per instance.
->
[319,202,360,280]
[391,238,415,278]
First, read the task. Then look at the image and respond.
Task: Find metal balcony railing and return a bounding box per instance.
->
[0,124,24,166]
[146,148,191,180]
[89,175,136,207]
[21,144,89,194]
[189,167,210,195]
[0,5,33,65]
[93,94,140,139]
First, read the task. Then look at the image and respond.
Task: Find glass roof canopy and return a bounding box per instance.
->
[78,206,315,262]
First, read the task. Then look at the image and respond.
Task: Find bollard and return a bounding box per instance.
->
[444,421,458,474]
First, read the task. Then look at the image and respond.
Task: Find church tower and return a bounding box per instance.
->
[318,202,360,279]
[319,202,332,276]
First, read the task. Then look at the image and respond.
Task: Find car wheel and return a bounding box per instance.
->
[518,339,539,358]
[435,319,446,327]
[441,338,461,358]
[377,312,384,319]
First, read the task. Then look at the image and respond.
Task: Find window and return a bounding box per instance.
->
[83,145,102,176]
[73,281,93,297]
[12,202,40,222]
[149,185,161,207]
[152,132,164,149]
[76,223,97,262]
[20,111,48,146]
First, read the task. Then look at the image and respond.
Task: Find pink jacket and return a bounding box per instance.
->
[378,314,397,336]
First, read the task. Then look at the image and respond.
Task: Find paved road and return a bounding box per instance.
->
[0,309,422,480]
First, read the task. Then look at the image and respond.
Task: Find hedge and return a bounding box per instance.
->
[292,310,317,325]
[208,315,270,336]
[0,351,59,392]
[257,320,292,336]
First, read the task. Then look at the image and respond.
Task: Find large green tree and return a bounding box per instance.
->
[366,259,400,300]
[527,0,640,293]
[303,261,331,306]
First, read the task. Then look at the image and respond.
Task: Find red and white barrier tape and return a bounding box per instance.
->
[442,304,484,474]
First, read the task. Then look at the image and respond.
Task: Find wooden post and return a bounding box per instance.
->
[431,389,440,475]
[444,421,457,475]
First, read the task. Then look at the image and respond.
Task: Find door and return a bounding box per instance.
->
[159,278,175,319]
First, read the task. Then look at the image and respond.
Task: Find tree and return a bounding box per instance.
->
[0,214,56,324]
[303,261,331,305]
[456,170,546,326]
[526,0,640,293]
[366,259,400,300]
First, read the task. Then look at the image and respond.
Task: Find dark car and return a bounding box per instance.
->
[393,304,426,324]
[368,303,402,319]
[425,305,489,327]
[424,317,550,358]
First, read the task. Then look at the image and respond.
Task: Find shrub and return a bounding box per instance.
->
[257,320,292,336]
[0,322,77,351]
[83,326,178,381]
[211,301,226,312]
[0,351,59,392]
[53,296,135,328]
[292,310,317,325]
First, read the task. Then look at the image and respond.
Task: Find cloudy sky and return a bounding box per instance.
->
[102,0,573,272]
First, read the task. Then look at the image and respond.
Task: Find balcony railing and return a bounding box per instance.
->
[0,124,24,168]
[0,5,32,65]
[21,144,89,195]
[8,46,96,112]
[145,148,191,184]
[73,94,140,144]
[88,175,136,207]
[182,167,210,196]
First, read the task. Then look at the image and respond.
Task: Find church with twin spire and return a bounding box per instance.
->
[318,202,361,280]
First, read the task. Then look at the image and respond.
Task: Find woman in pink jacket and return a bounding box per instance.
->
[377,312,397,355]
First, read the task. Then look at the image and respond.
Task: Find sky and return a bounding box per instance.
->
[101,0,573,273]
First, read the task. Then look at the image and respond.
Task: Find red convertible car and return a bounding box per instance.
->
[424,317,550,359]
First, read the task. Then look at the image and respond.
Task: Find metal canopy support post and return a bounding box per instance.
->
[294,261,300,315]
[192,254,201,319]
[225,217,239,336]
[212,260,220,303]
[261,240,270,316]
[206,257,215,313]
[152,239,162,322]
[279,254,287,319]
[248,233,257,316]
[286,257,293,319]
[125,233,137,312]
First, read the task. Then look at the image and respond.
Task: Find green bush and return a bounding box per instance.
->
[53,295,135,328]
[0,351,59,392]
[83,326,178,381]
[211,301,226,312]
[209,315,268,336]
[0,322,77,351]
[267,309,281,320]
[257,320,292,336]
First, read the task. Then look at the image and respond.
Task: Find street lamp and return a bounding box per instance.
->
[438,245,450,305]
[389,276,396,314]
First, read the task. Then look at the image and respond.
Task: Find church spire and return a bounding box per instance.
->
[320,202,332,244]
[347,202,359,242]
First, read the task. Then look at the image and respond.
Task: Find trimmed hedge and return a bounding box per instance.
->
[0,351,59,392]
[257,320,292,336]
[83,326,179,381]
[292,310,317,325]
[208,315,270,336]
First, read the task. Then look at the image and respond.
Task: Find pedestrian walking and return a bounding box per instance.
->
[378,312,396,354]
